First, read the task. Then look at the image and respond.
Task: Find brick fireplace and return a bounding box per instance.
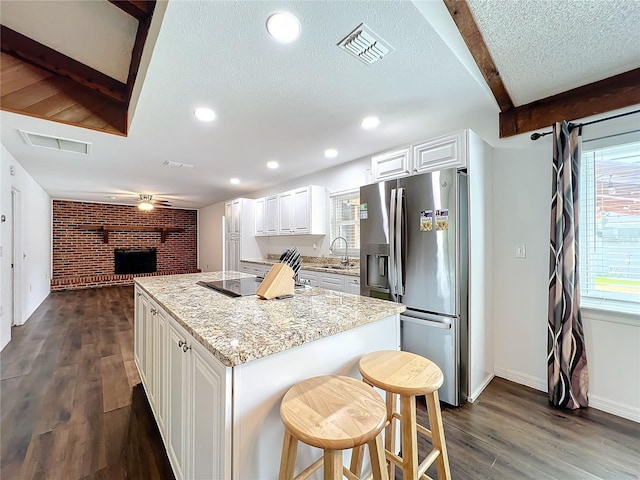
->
[52,200,199,291]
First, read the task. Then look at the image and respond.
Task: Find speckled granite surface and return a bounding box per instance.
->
[243,258,360,277]
[135,272,404,368]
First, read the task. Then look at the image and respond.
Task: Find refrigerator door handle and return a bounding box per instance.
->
[389,188,397,295]
[395,188,405,296]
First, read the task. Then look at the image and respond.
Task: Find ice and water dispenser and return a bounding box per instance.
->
[363,243,390,299]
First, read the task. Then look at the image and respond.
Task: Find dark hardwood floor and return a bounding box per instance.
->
[1,286,638,479]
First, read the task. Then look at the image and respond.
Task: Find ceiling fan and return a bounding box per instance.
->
[138,194,172,210]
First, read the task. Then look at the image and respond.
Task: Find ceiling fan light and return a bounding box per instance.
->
[138,201,154,211]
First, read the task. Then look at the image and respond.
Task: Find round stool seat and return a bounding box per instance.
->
[280,375,387,451]
[359,350,444,396]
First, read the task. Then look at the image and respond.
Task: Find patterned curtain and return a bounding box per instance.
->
[547,121,588,409]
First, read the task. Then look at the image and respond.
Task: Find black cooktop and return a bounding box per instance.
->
[198,277,262,297]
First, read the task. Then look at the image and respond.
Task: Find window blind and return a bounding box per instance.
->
[579,139,640,312]
[329,189,360,256]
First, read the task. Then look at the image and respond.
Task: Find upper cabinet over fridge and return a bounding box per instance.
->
[371,130,473,183]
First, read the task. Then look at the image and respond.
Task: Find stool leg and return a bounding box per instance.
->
[368,432,389,480]
[323,450,342,480]
[385,391,396,479]
[349,445,364,477]
[400,394,418,479]
[426,391,451,480]
[278,430,298,480]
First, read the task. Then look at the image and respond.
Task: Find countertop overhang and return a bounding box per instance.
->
[135,272,404,367]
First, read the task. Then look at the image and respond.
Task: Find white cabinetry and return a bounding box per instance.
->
[344,276,360,295]
[224,198,260,272]
[370,130,471,182]
[413,130,467,174]
[136,288,231,480]
[253,186,327,236]
[318,271,346,292]
[239,261,271,278]
[254,198,265,236]
[371,147,411,182]
[278,191,294,234]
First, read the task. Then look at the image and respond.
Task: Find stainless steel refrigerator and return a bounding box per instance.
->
[359,168,468,406]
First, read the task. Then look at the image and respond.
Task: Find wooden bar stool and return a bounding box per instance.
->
[278,375,389,480]
[358,351,451,480]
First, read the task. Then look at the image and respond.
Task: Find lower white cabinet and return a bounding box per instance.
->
[318,272,346,292]
[135,285,231,480]
[239,261,270,278]
[344,277,360,295]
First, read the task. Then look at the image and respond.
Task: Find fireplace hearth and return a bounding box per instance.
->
[114,248,157,275]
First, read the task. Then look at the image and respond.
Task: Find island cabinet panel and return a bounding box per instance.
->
[232,314,399,479]
[134,288,148,385]
[166,319,189,480]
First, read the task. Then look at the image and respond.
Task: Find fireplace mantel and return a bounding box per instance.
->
[85,225,184,243]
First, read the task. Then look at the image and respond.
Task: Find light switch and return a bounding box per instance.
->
[515,244,526,258]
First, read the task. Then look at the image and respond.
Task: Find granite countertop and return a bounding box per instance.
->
[242,258,360,277]
[135,272,404,368]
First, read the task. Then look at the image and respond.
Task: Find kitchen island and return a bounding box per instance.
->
[134,271,404,480]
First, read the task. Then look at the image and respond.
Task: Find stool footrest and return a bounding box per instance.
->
[390,411,433,439]
[293,457,322,480]
[418,448,441,477]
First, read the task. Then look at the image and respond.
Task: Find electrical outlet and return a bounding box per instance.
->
[515,244,527,258]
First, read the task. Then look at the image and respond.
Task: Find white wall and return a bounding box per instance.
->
[1,145,52,350]
[492,137,640,422]
[198,202,225,272]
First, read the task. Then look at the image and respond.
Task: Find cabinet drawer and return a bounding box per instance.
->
[298,270,318,286]
[318,273,345,291]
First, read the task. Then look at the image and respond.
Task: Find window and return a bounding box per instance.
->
[579,137,640,314]
[329,189,360,257]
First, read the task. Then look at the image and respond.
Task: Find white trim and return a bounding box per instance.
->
[467,372,494,403]
[581,304,640,326]
[494,368,547,392]
[329,187,359,198]
[588,394,640,423]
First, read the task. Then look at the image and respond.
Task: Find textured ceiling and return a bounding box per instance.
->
[0,0,638,208]
[467,0,640,106]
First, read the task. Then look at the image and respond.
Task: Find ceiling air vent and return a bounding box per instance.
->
[163,160,195,168]
[337,23,394,65]
[19,130,91,155]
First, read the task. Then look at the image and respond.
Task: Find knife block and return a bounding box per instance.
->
[256,263,295,300]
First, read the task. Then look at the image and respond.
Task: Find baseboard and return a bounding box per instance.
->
[589,395,640,423]
[494,367,547,392]
[468,373,494,403]
[495,368,640,423]
[0,335,9,352]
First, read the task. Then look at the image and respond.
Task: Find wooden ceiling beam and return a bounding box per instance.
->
[107,0,151,21]
[499,68,640,138]
[0,25,127,104]
[443,0,514,112]
[125,1,156,100]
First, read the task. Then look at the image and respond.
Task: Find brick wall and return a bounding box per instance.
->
[52,200,199,290]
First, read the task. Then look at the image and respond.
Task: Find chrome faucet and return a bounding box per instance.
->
[329,236,349,266]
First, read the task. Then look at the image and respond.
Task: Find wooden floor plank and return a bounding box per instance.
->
[1,286,638,480]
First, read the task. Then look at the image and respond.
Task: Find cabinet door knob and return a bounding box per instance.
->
[182,344,192,353]
[136,292,141,297]
[178,340,185,348]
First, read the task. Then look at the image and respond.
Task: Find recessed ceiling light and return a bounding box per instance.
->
[361,116,380,130]
[324,148,338,159]
[267,161,279,169]
[230,178,240,184]
[109,196,117,200]
[194,107,216,122]
[266,12,301,43]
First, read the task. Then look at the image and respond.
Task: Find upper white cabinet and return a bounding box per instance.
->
[254,186,327,236]
[371,147,411,182]
[254,198,265,236]
[224,199,241,236]
[413,130,467,174]
[371,130,471,182]
[264,195,278,235]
